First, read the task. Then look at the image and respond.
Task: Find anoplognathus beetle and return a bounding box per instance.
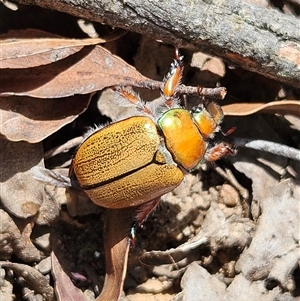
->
[70,48,235,226]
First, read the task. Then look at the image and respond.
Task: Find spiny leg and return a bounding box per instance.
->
[205,142,237,162]
[129,197,161,247]
[114,48,184,114]
[114,86,154,117]
[162,48,184,107]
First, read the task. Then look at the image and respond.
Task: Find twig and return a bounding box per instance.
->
[14,0,300,88]
[178,85,227,100]
[139,237,208,266]
[44,136,83,159]
[143,79,227,100]
[233,138,300,162]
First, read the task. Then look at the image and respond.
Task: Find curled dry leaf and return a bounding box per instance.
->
[0,36,107,69]
[0,139,44,218]
[0,94,92,143]
[0,45,155,98]
[222,100,300,117]
[95,208,133,301]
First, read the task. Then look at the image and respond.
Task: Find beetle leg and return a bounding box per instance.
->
[205,142,237,162]
[114,86,154,116]
[134,197,161,226]
[162,48,184,107]
[221,126,236,136]
[128,198,161,248]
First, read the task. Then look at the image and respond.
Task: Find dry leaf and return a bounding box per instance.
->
[222,100,300,117]
[51,250,87,301]
[0,94,92,143]
[0,36,107,69]
[0,45,156,98]
[95,208,132,301]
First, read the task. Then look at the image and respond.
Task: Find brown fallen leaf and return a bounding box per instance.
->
[0,94,92,143]
[51,250,87,301]
[0,27,127,68]
[0,36,108,69]
[0,45,157,98]
[95,208,133,301]
[222,100,300,117]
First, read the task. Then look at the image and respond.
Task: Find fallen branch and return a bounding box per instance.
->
[14,0,300,88]
[233,138,300,162]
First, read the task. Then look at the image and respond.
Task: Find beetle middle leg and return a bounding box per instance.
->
[205,142,237,162]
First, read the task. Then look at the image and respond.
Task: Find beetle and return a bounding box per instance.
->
[69,49,235,226]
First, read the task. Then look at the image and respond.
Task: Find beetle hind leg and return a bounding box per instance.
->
[129,198,161,247]
[134,197,161,225]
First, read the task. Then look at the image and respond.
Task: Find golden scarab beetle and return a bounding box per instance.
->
[69,49,235,225]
